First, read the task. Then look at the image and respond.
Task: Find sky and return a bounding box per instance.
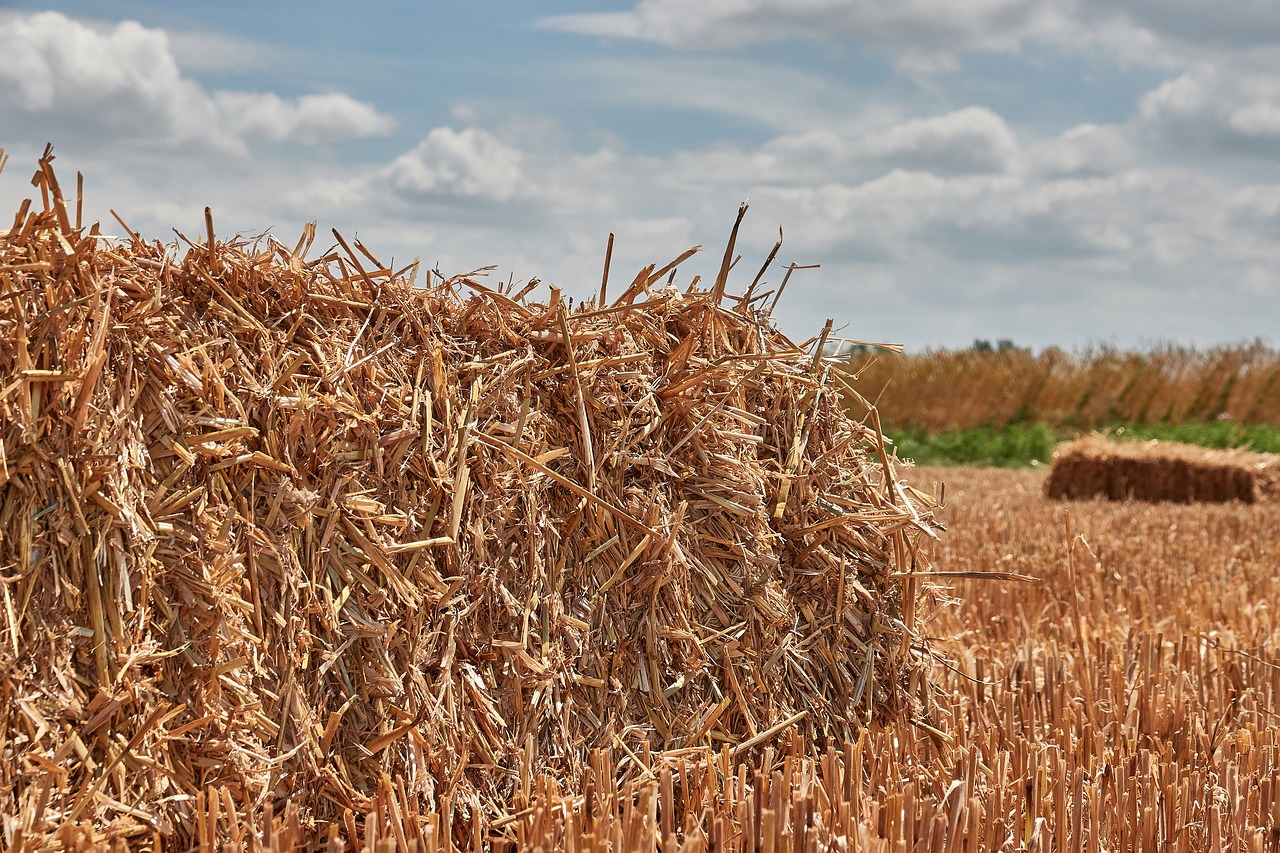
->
[1,1,1279,352]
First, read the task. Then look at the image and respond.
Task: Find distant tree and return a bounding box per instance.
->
[970,338,1027,354]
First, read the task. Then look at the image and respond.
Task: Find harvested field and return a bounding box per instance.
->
[1045,434,1280,503]
[911,465,1280,850]
[411,466,1280,850]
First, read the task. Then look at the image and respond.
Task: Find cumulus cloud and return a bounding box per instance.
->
[1138,64,1280,154]
[345,115,1278,310]
[857,107,1018,174]
[0,11,394,152]
[214,92,395,145]
[382,128,524,201]
[6,103,1275,348]
[0,13,199,123]
[4,3,1278,349]
[1026,124,1133,178]
[734,162,1280,343]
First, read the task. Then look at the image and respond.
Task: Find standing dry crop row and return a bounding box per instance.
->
[850,342,1280,433]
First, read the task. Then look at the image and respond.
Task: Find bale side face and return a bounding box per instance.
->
[1045,436,1279,503]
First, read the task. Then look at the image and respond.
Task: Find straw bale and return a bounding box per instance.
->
[1045,434,1280,503]
[0,152,941,845]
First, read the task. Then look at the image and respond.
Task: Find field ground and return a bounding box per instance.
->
[891,464,1280,849]
[505,465,1280,851]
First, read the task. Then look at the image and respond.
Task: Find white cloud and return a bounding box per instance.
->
[756,169,1157,261]
[5,102,1276,349]
[1026,124,1133,178]
[382,127,524,201]
[295,114,1278,345]
[1229,101,1280,138]
[165,29,279,73]
[858,107,1018,174]
[0,12,195,115]
[537,0,1280,74]
[538,0,1062,55]
[1138,64,1280,153]
[641,108,1019,190]
[214,92,395,144]
[0,11,394,153]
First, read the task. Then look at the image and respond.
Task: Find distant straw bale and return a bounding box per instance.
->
[0,151,942,844]
[1045,434,1280,503]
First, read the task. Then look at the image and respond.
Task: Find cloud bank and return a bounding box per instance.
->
[0,11,395,154]
[1,4,1277,348]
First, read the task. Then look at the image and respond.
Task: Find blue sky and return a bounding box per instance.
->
[2,1,1279,350]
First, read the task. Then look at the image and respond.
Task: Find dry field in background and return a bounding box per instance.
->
[898,464,1280,850]
[848,344,1280,432]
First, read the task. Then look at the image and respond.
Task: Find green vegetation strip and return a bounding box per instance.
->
[888,423,1057,468]
[888,421,1280,468]
[1106,421,1280,453]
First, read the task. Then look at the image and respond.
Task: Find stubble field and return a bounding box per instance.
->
[884,464,1280,851]
[493,464,1280,851]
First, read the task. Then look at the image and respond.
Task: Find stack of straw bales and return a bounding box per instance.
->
[0,151,941,846]
[1045,434,1280,503]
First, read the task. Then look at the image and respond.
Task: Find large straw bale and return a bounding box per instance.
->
[1045,434,1280,503]
[0,153,941,845]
